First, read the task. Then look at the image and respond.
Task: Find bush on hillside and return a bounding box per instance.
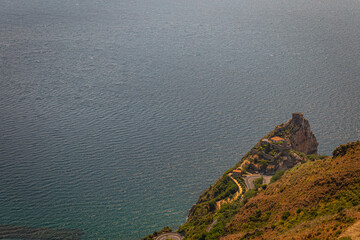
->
[270,170,286,183]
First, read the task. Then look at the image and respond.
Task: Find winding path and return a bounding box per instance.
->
[207,173,273,233]
[244,174,261,190]
[209,174,245,232]
[155,232,184,240]
[206,219,218,232]
[229,174,243,194]
[215,173,244,210]
[244,174,273,190]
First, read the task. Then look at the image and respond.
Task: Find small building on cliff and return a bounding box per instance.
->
[232,169,243,177]
[271,136,285,143]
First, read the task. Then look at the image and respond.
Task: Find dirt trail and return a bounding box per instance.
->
[215,174,243,210]
[210,174,244,233]
[211,173,272,232]
[206,219,218,232]
[339,220,360,239]
[155,232,184,240]
[244,174,273,190]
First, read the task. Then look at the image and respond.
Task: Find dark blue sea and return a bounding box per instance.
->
[0,0,359,239]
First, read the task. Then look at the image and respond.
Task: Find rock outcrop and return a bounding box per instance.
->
[268,113,318,155]
[241,113,319,174]
[173,114,327,240]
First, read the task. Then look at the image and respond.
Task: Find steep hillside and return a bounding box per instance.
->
[222,141,360,240]
[145,115,359,240]
[178,114,323,239]
[178,141,360,240]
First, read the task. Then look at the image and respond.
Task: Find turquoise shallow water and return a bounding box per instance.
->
[0,0,359,239]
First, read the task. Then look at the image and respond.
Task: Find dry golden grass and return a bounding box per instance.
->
[221,141,360,240]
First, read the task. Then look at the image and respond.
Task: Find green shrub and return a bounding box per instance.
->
[254,177,264,189]
[270,170,286,183]
[243,190,257,203]
[249,210,262,222]
[333,144,351,157]
[206,221,226,240]
[281,211,291,221]
[335,230,342,237]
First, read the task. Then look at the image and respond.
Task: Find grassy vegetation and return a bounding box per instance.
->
[187,175,275,239]
[270,170,286,183]
[220,141,360,240]
[233,176,246,191]
[254,177,263,188]
[332,141,359,157]
[178,145,334,239]
[178,172,240,239]
[205,201,244,240]
[267,183,360,239]
[210,175,238,202]
[291,149,327,162]
[175,133,359,240]
[243,189,257,204]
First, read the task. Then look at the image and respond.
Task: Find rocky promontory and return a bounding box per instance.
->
[145,114,360,240]
[266,113,318,155]
[175,113,325,240]
[241,113,319,175]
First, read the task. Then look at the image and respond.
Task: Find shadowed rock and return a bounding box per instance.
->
[270,113,318,155]
[244,113,319,174]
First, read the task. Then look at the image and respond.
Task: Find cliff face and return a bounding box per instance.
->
[178,114,323,239]
[244,113,319,174]
[268,113,318,155]
[147,116,359,240]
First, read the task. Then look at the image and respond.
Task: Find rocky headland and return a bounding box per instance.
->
[239,112,319,175]
[144,114,360,240]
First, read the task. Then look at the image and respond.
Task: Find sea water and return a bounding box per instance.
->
[0,0,359,239]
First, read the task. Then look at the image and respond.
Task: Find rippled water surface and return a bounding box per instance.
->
[0,0,359,239]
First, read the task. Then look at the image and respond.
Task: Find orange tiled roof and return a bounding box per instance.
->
[233,169,242,173]
[271,136,285,142]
